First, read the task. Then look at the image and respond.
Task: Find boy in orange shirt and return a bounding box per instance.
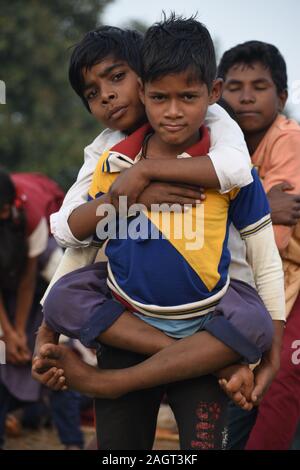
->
[219,40,300,450]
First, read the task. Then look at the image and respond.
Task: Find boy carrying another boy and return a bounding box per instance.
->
[33,16,285,450]
[33,23,257,405]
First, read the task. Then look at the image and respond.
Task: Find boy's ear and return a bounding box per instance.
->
[278,89,288,112]
[138,78,145,104]
[208,78,223,105]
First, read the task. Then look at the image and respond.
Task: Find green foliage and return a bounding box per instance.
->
[0,0,114,189]
[124,19,149,34]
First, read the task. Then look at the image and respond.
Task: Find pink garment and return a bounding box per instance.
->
[246,294,300,450]
[246,115,300,449]
[252,114,300,317]
[12,173,64,236]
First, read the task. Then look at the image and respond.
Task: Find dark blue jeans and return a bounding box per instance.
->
[0,383,84,449]
[50,390,84,448]
[225,401,258,450]
[95,345,229,450]
[0,383,31,448]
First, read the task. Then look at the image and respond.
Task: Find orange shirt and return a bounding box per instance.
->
[252,114,300,315]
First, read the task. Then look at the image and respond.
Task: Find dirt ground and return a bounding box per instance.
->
[5,404,179,451]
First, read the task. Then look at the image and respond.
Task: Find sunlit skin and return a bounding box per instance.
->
[222,61,287,154]
[82,56,146,133]
[139,71,222,159]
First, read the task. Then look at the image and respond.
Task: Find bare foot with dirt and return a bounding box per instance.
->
[35,343,123,398]
[216,364,254,410]
[31,322,66,391]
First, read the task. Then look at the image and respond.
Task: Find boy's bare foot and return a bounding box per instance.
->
[31,322,66,391]
[216,364,254,411]
[36,343,122,398]
[33,321,59,357]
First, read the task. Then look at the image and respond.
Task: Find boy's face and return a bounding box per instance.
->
[222,61,287,134]
[82,56,145,133]
[139,71,222,150]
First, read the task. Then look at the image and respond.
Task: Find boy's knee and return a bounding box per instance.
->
[240,303,274,353]
[44,280,63,309]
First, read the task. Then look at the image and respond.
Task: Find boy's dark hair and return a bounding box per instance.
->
[141,13,216,90]
[218,40,288,94]
[69,26,144,112]
[0,169,27,290]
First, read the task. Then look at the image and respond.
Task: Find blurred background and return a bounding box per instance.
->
[1,0,300,190]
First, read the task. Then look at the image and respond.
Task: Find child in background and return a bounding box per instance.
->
[218,40,300,450]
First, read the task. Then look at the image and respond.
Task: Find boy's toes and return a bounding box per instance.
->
[231,390,245,405]
[242,402,253,411]
[40,343,61,360]
[34,357,58,372]
[224,375,242,394]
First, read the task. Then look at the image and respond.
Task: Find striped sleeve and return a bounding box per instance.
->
[245,224,286,321]
[229,168,271,239]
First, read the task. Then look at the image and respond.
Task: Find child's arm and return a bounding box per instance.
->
[244,227,285,400]
[258,132,300,252]
[230,171,285,403]
[205,103,252,192]
[14,257,38,340]
[51,129,125,249]
[54,105,252,244]
[267,182,300,226]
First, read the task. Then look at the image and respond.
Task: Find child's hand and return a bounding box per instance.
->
[109,161,151,210]
[5,329,31,365]
[250,357,280,406]
[138,182,205,209]
[267,182,300,226]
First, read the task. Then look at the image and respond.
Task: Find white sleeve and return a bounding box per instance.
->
[244,224,286,321]
[28,217,48,258]
[50,129,124,248]
[205,103,253,193]
[40,246,99,306]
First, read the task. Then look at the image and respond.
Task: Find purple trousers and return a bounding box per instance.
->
[43,262,273,363]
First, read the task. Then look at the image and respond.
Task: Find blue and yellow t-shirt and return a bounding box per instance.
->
[88,123,271,321]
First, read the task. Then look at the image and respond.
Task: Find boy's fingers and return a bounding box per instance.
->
[218,379,228,393]
[232,391,246,405]
[244,402,254,411]
[171,187,206,200]
[39,343,60,359]
[251,384,264,403]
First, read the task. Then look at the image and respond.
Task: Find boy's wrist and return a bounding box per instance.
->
[137,159,153,182]
[101,192,112,205]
